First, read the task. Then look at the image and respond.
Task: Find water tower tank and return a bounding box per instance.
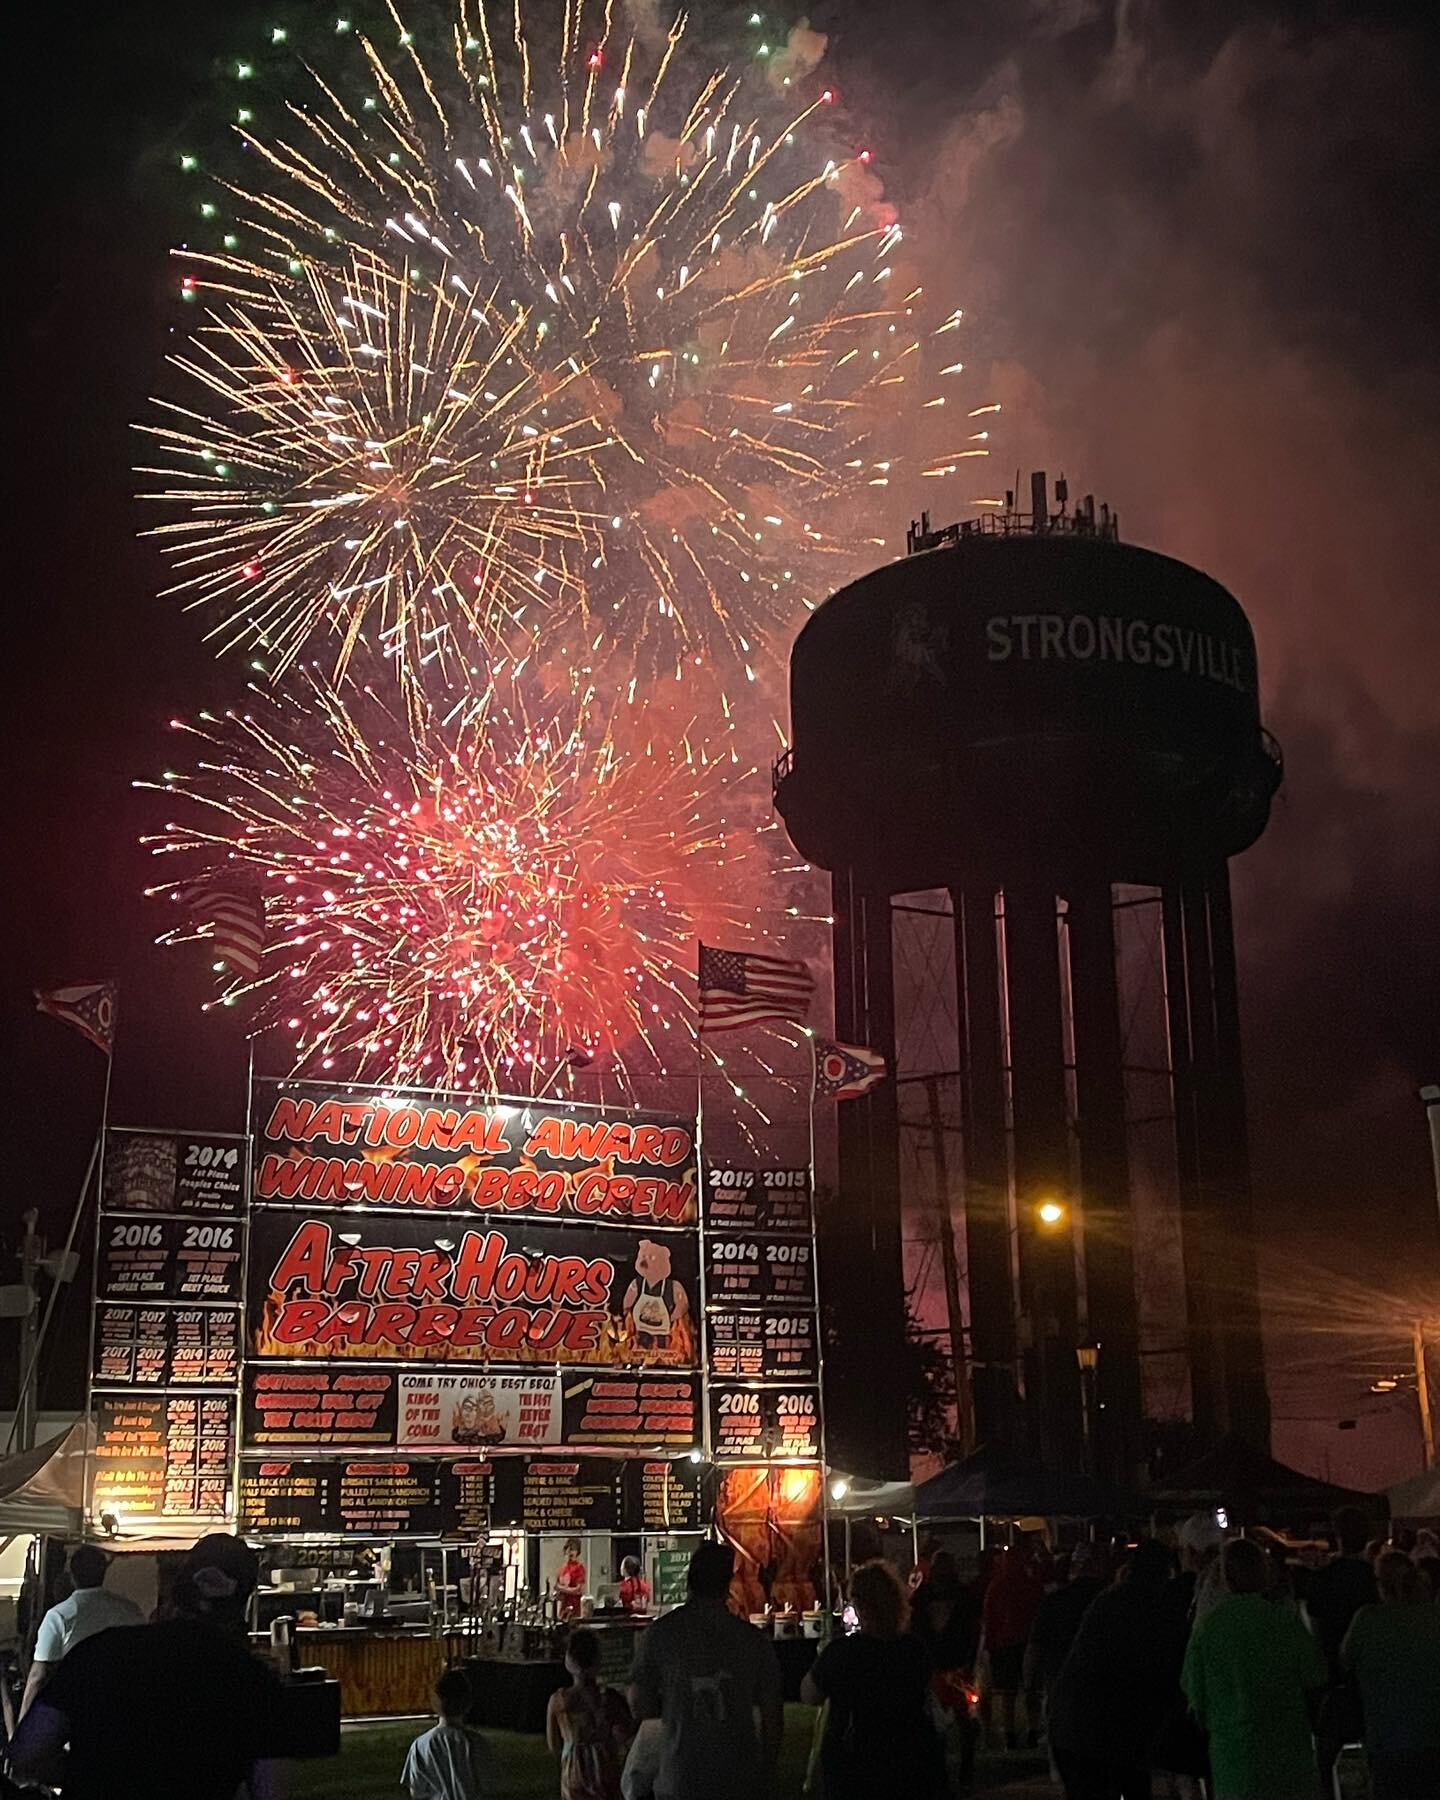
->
[777,493,1281,1481]
[776,525,1281,892]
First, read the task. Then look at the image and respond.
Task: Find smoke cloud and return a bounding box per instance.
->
[820,0,1440,1481]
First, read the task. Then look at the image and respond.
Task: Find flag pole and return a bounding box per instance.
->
[6,1050,110,1458]
[233,1032,258,1535]
[74,1038,115,1522]
[804,1027,837,1622]
[694,945,713,1499]
[530,1055,570,1102]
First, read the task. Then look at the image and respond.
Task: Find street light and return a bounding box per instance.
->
[1037,1198,1067,1228]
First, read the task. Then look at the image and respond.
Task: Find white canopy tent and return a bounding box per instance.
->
[1388,1466,1440,1519]
[826,1474,916,1518]
[0,1420,88,1537]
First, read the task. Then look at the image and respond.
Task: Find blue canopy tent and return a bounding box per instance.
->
[913,1444,1138,1523]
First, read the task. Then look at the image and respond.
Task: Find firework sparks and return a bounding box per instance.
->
[139,255,604,681]
[142,670,771,1090]
[150,1,992,699]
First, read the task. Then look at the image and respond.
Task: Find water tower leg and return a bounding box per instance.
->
[825,869,910,1478]
[1003,884,1083,1472]
[1161,870,1270,1450]
[953,884,1017,1450]
[1204,869,1270,1446]
[1066,877,1143,1484]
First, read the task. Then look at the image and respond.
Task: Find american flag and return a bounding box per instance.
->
[697,944,814,1035]
[185,879,267,982]
[34,981,117,1054]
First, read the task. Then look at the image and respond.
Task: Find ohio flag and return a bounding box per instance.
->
[35,981,118,1055]
[814,1038,886,1101]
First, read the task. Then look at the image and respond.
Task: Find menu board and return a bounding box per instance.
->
[244,1369,399,1448]
[336,1461,449,1537]
[627,1457,704,1531]
[240,1457,495,1537]
[240,1454,702,1536]
[104,1130,245,1215]
[709,1387,822,1462]
[704,1235,815,1307]
[447,1460,494,1536]
[704,1167,812,1233]
[509,1459,621,1534]
[94,1304,239,1387]
[707,1308,818,1381]
[93,1394,234,1520]
[98,1216,242,1304]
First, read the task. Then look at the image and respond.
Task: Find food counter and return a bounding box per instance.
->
[250,1530,695,1720]
[254,1613,655,1722]
[463,1616,653,1732]
[284,1627,449,1719]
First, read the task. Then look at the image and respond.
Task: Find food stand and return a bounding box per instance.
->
[86,1085,828,1721]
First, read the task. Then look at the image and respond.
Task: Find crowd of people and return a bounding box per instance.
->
[4,1514,1439,1799]
[520,1516,1440,1800]
[858,1508,1440,1800]
[8,1533,285,1800]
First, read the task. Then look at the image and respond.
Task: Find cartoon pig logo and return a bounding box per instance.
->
[624,1237,690,1350]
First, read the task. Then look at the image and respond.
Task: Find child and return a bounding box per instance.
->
[545,1627,633,1800]
[403,1668,496,1800]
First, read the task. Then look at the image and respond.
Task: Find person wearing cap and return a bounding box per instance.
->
[20,1542,142,1719]
[10,1531,284,1800]
[1175,1511,1227,1626]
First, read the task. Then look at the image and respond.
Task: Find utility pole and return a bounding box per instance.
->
[1076,1340,1101,1478]
[1420,1086,1440,1232]
[17,1210,43,1453]
[1418,1086,1440,1469]
[925,1074,975,1454]
[1415,1319,1436,1471]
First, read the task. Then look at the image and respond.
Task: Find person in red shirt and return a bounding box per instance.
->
[556,1539,587,1619]
[981,1547,1043,1749]
[618,1556,651,1613]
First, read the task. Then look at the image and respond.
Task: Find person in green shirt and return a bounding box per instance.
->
[1340,1548,1440,1800]
[1181,1536,1327,1800]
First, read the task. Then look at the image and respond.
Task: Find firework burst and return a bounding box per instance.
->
[143,670,773,1090]
[148,1,995,700]
[139,253,605,682]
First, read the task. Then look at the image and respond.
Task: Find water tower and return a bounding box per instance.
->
[776,476,1281,1479]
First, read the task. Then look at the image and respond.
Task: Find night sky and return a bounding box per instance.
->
[8,1,1438,1483]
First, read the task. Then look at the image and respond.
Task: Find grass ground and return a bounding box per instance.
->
[290,1709,1045,1797]
[290,1704,820,1798]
